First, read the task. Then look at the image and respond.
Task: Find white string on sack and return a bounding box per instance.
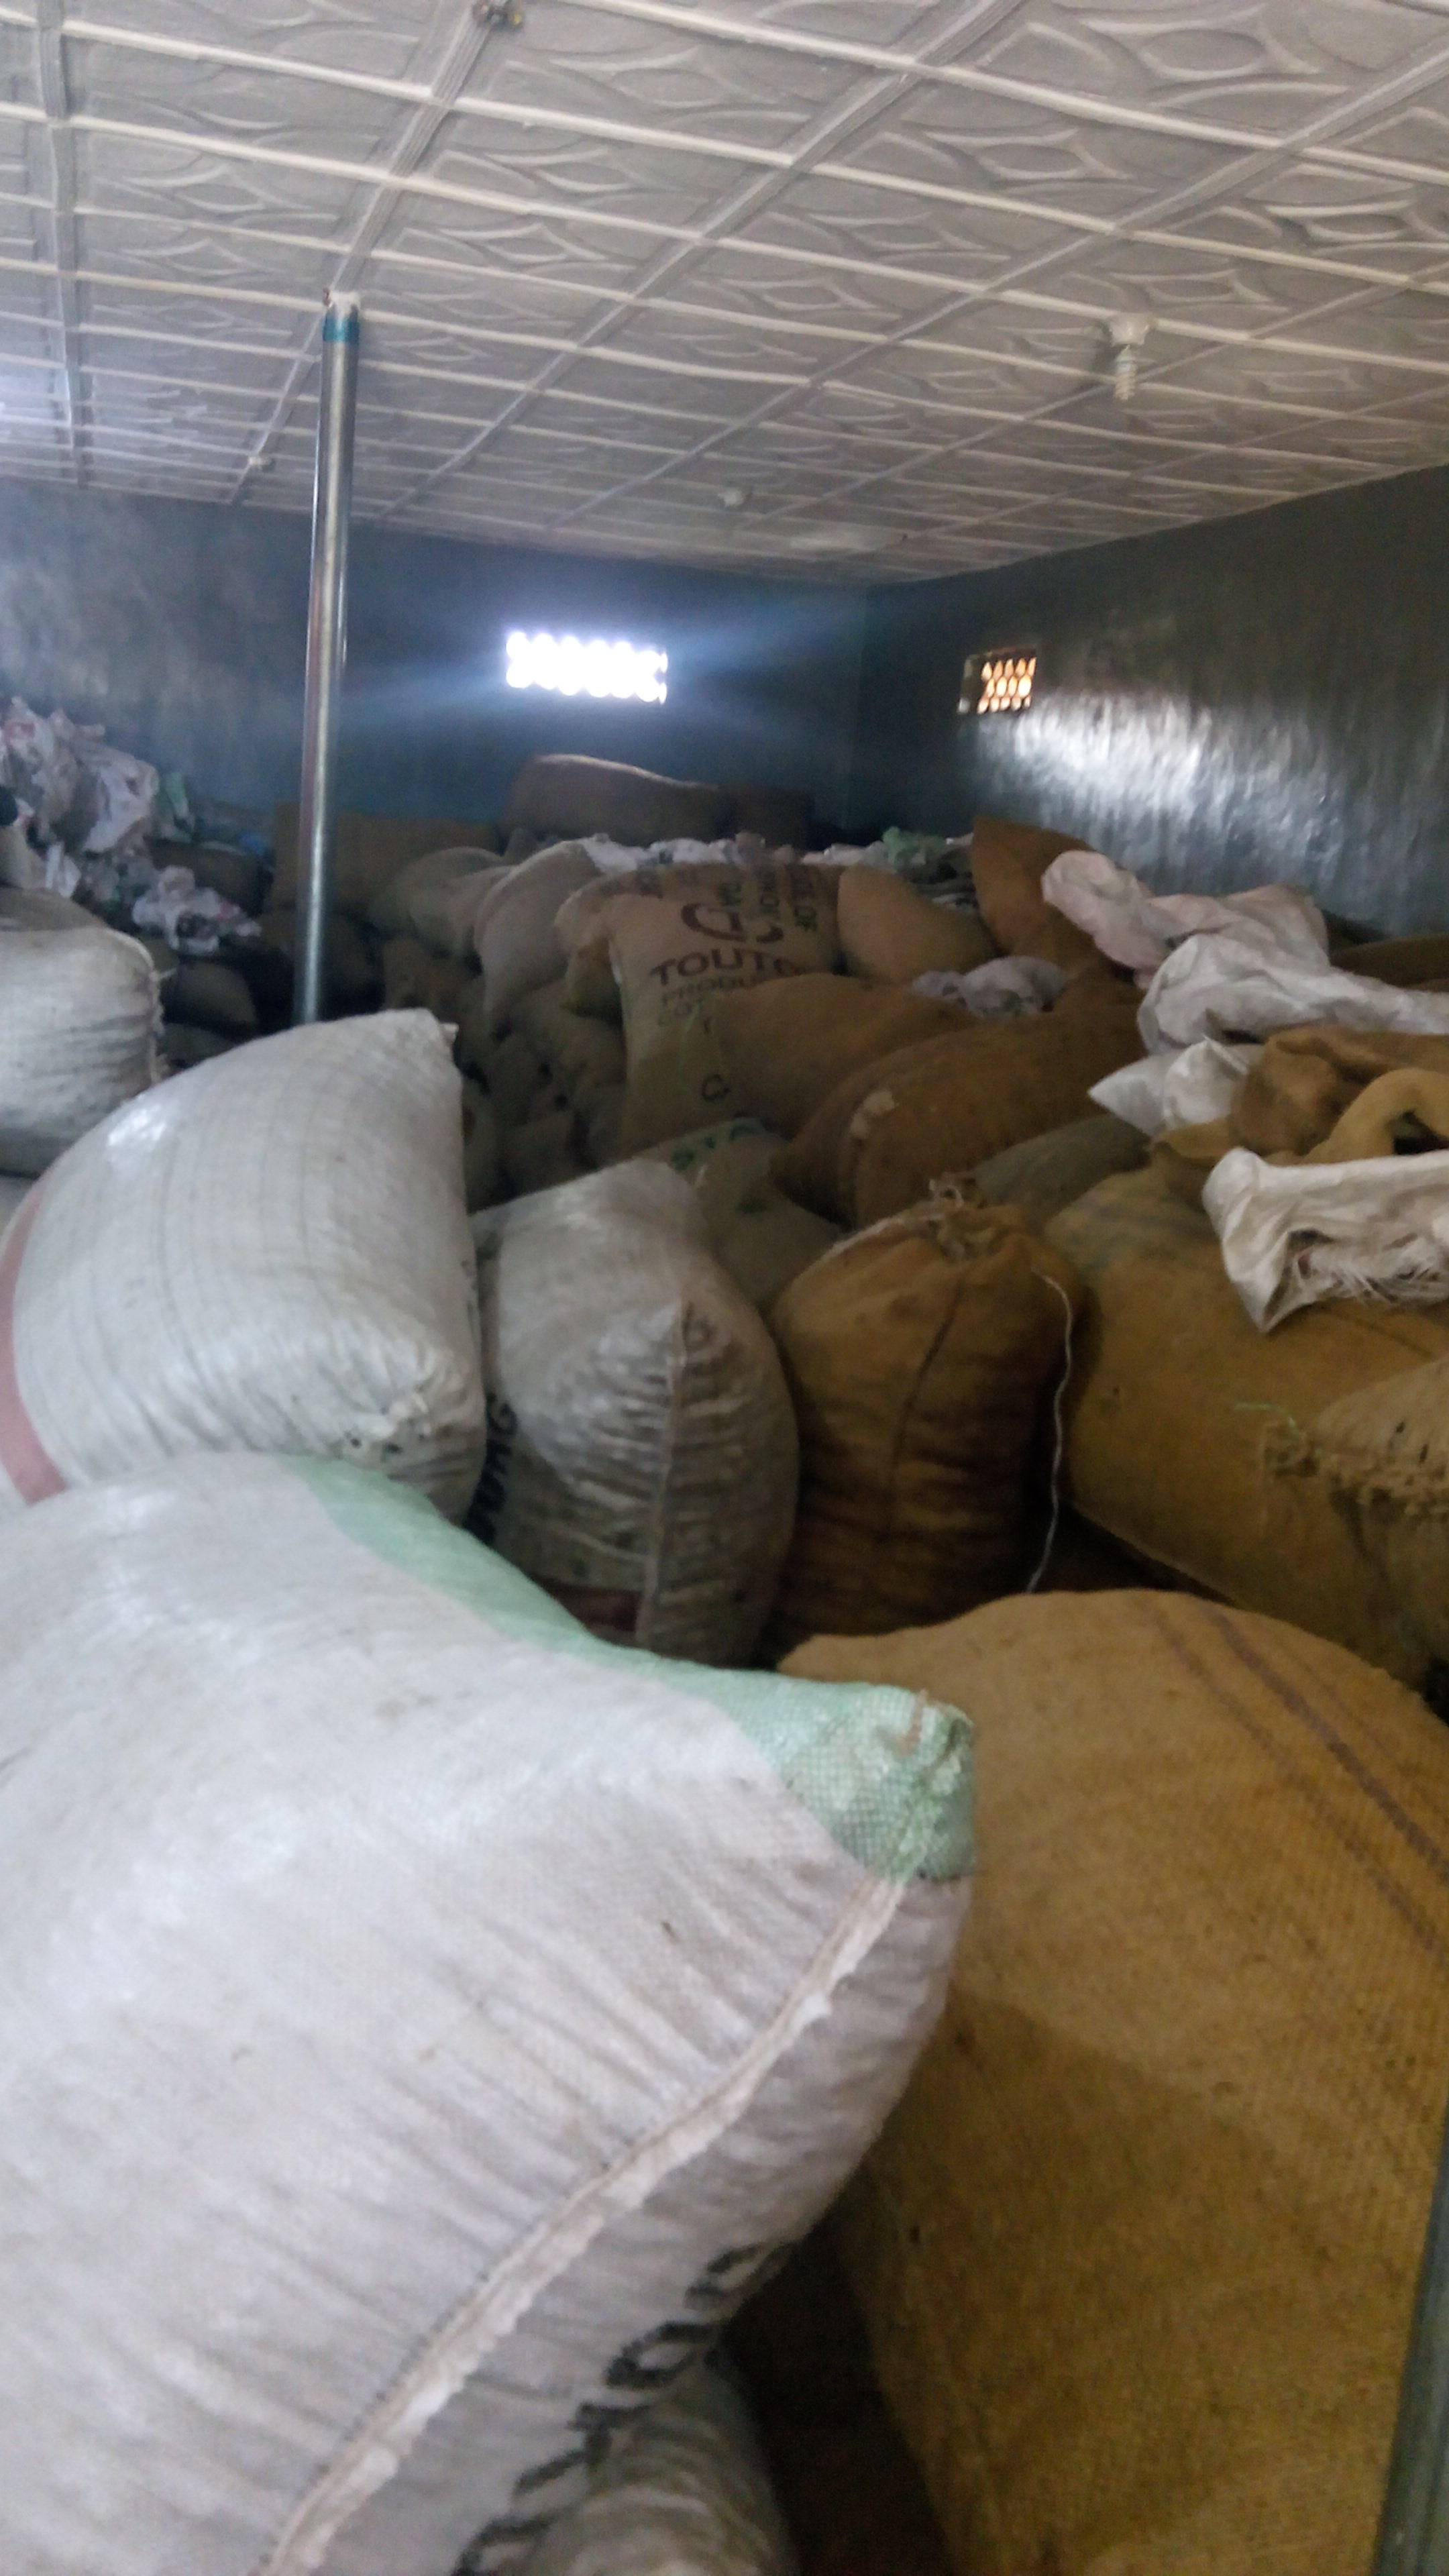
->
[1024,1272,1077,1597]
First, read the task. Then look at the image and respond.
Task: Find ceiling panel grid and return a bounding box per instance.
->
[2,0,1449,572]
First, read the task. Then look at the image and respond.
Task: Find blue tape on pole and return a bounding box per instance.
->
[323,308,360,344]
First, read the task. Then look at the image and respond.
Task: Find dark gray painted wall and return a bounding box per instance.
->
[853,465,1449,934]
[0,478,866,833]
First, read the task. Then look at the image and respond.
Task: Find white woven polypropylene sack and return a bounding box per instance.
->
[520,2360,797,2576]
[1139,926,1449,1053]
[0,918,158,1173]
[0,1012,485,1518]
[1205,1142,1449,1330]
[471,1162,798,1660]
[0,1452,971,2576]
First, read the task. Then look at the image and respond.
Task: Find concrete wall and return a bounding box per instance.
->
[0,478,867,834]
[853,465,1449,934]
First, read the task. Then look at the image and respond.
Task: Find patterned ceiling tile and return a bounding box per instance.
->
[421,113,751,236]
[463,0,859,154]
[850,89,1239,226]
[962,1,1449,142]
[7,0,1449,557]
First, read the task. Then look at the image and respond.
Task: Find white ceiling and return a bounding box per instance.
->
[5,0,1449,577]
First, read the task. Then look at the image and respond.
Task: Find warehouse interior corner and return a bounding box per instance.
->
[9,4,1449,2573]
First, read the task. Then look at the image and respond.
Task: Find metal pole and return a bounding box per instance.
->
[1374,2101,1449,2575]
[294,292,360,1026]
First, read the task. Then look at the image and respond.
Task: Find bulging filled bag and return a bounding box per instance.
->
[471,1162,798,1660]
[0,918,159,1172]
[0,1012,486,1519]
[521,2359,797,2575]
[0,1452,971,2576]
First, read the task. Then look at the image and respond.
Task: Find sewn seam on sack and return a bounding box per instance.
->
[254,1866,910,2576]
[282,1455,973,1888]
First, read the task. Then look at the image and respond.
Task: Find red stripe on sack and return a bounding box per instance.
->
[0,1189,65,1503]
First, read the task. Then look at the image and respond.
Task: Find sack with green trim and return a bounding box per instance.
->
[0,1452,971,2576]
[0,1014,486,1521]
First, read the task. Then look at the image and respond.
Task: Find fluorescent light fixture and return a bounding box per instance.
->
[505,629,668,704]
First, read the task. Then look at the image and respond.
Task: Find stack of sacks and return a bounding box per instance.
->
[787,1589,1449,2576]
[771,1003,1143,1231]
[470,1162,798,1662]
[0,890,160,1205]
[765,1197,1083,1656]
[266,804,500,1018]
[0,1014,488,1519]
[0,1450,971,2575]
[1043,1161,1449,1684]
[555,858,845,1157]
[373,843,506,1040]
[637,1118,843,1314]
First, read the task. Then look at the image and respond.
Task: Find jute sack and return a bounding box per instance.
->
[0,1451,971,2576]
[605,871,842,1155]
[1045,1165,1449,1682]
[460,1077,501,1214]
[766,1200,1083,1652]
[370,850,509,953]
[786,1591,1449,2576]
[846,1010,1144,1231]
[1232,1023,1449,1156]
[837,871,996,983]
[504,753,735,849]
[0,921,160,1174]
[272,805,494,920]
[1328,932,1449,987]
[472,1163,799,1661]
[969,816,1099,972]
[502,1108,587,1199]
[636,1118,843,1312]
[477,843,598,1038]
[712,975,967,1138]
[967,1111,1148,1232]
[0,1014,487,1520]
[260,906,380,1014]
[522,2361,796,2576]
[515,979,627,1119]
[1269,1354,1449,1664]
[166,960,258,1039]
[556,863,842,1029]
[380,934,476,1025]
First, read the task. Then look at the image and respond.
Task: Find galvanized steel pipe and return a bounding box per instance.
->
[294,292,360,1026]
[1375,2121,1449,2575]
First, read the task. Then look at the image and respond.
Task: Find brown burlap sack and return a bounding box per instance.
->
[1149,1114,1236,1205]
[766,1199,1083,1651]
[476,843,598,1039]
[166,961,258,1040]
[1046,1165,1449,1681]
[1328,932,1449,986]
[712,975,966,1139]
[502,753,733,847]
[500,1107,587,1197]
[459,1077,500,1214]
[513,979,626,1118]
[370,849,508,952]
[604,868,843,1154]
[838,871,996,983]
[969,1111,1148,1232]
[849,1008,1144,1230]
[258,906,380,1014]
[785,1590,1449,2576]
[378,934,476,1024]
[272,806,494,920]
[1233,1023,1449,1157]
[969,815,1100,971]
[1270,1352,1449,1664]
